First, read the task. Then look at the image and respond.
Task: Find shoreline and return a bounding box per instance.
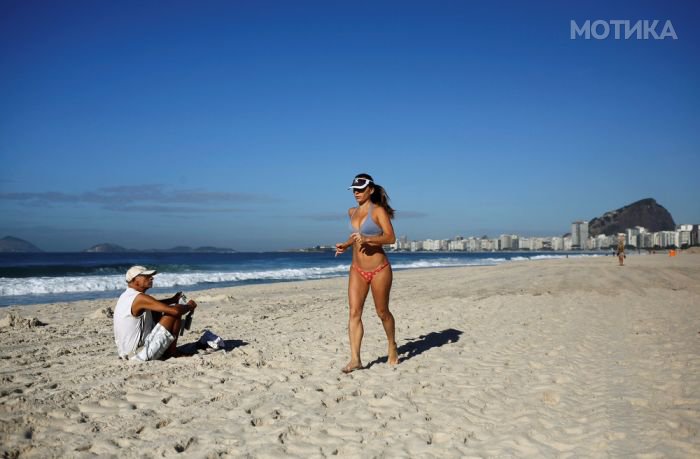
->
[2,254,699,457]
[1,251,607,308]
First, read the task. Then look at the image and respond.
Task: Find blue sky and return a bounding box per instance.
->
[1,0,698,251]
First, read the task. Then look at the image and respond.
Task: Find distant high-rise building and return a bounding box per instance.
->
[571,221,589,249]
[410,240,423,252]
[519,237,530,250]
[594,234,611,249]
[448,239,467,251]
[499,234,512,250]
[531,238,545,251]
[653,231,678,248]
[551,236,563,251]
[563,236,573,250]
[626,228,639,248]
[396,235,409,250]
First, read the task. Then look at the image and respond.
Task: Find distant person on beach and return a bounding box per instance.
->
[616,238,625,266]
[113,266,197,360]
[335,173,398,373]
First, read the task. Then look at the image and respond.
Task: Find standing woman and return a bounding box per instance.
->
[335,173,398,373]
[617,235,625,266]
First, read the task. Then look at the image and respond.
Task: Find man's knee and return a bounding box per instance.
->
[158,314,179,335]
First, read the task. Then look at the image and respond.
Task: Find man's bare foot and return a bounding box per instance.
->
[388,342,399,366]
[342,361,363,374]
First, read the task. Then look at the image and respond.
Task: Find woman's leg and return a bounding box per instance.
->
[345,268,370,372]
[370,266,398,365]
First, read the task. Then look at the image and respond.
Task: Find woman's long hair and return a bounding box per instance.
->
[355,173,395,219]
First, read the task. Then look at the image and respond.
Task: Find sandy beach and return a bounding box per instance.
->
[1,254,699,457]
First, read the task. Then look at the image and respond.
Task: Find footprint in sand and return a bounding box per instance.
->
[542,391,560,406]
[79,399,136,415]
[125,390,171,408]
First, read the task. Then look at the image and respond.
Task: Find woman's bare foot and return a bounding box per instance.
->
[342,361,363,374]
[388,342,399,366]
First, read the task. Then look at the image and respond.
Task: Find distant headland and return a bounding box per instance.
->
[84,243,237,253]
[0,236,43,253]
[0,237,236,253]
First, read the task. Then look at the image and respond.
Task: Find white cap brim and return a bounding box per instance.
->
[125,266,158,282]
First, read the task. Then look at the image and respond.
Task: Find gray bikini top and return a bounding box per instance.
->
[350,204,383,236]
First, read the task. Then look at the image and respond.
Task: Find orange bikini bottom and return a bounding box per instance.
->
[353,262,390,283]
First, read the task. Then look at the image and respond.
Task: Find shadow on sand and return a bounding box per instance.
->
[221,339,249,351]
[177,338,249,356]
[365,328,463,369]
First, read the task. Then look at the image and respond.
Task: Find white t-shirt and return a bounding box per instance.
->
[114,287,154,358]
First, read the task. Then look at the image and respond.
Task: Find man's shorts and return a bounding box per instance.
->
[132,323,175,361]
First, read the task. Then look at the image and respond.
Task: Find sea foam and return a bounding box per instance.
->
[0,265,348,297]
[0,254,598,298]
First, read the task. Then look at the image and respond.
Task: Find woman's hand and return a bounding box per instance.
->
[335,242,348,257]
[351,232,365,245]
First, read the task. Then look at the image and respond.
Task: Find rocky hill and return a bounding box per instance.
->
[84,243,130,253]
[154,246,236,253]
[588,198,676,237]
[82,244,235,253]
[0,236,43,253]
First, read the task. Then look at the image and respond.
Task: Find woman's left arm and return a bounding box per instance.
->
[362,207,396,246]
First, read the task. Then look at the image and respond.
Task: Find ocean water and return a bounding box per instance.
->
[0,251,598,307]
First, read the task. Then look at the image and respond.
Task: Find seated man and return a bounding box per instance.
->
[114,265,197,360]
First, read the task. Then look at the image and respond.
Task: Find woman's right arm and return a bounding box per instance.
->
[335,207,356,256]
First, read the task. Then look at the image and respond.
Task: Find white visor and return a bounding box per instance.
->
[348,177,373,190]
